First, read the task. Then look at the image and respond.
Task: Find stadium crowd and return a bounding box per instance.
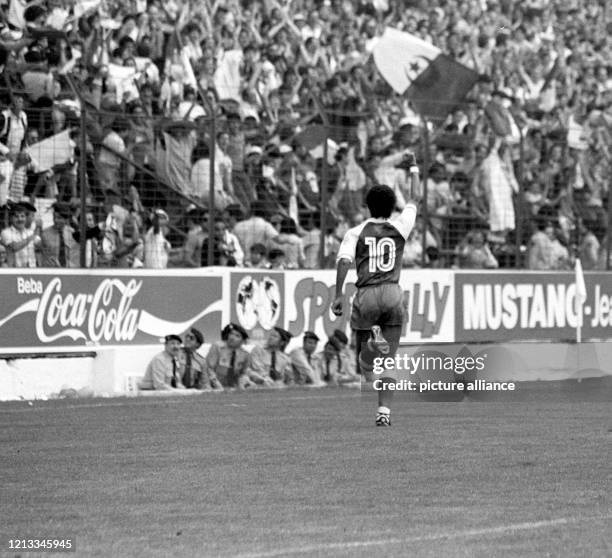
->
[1,0,612,270]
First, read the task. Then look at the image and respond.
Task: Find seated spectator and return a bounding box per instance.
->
[549,228,571,271]
[268,247,287,269]
[201,217,243,266]
[528,220,555,270]
[245,243,270,268]
[249,327,293,387]
[40,202,79,267]
[458,230,498,269]
[179,328,221,390]
[0,202,40,267]
[289,331,324,386]
[331,329,357,378]
[181,207,206,267]
[276,217,305,269]
[139,334,185,391]
[315,337,359,386]
[206,323,253,389]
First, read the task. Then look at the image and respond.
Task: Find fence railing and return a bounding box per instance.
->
[1,82,611,271]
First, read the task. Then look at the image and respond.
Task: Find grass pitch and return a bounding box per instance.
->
[1,389,611,557]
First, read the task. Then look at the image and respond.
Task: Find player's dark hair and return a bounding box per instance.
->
[366,184,396,218]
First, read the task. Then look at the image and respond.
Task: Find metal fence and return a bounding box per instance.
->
[2,84,611,271]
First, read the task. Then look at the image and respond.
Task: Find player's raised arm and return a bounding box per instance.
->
[393,152,421,240]
[406,151,422,205]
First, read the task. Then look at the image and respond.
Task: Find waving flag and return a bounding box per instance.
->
[575,258,587,311]
[373,28,479,121]
[575,257,587,343]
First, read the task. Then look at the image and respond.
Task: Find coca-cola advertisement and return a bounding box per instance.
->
[0,271,223,352]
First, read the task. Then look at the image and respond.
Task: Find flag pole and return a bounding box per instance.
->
[574,257,587,344]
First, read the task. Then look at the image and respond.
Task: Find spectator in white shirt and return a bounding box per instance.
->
[143,209,171,268]
[97,119,129,196]
[232,201,280,255]
[0,94,28,158]
[0,202,40,268]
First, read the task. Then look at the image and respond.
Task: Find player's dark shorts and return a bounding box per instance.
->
[350,283,406,330]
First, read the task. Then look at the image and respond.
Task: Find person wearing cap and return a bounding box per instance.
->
[19,201,37,225]
[289,331,325,386]
[0,202,40,267]
[143,208,171,268]
[245,145,263,159]
[249,327,293,387]
[314,336,359,386]
[206,323,254,389]
[139,334,186,391]
[179,328,221,390]
[40,203,80,267]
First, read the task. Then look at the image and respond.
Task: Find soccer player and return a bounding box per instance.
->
[331,154,420,426]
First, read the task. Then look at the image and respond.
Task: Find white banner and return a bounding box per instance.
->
[280,270,455,350]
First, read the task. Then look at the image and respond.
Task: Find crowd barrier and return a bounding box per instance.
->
[1,268,611,400]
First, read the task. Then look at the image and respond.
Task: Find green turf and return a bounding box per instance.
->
[0,390,610,557]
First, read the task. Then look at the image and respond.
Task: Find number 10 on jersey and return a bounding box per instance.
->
[365,237,396,272]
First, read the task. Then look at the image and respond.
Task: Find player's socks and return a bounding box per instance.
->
[368,325,390,355]
[375,405,391,427]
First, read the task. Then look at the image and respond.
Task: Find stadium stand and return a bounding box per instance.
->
[0,0,611,270]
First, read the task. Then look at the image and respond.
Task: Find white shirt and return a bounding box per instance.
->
[143,228,170,269]
[1,110,27,156]
[0,225,39,268]
[99,131,126,168]
[224,231,244,266]
[0,159,13,206]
